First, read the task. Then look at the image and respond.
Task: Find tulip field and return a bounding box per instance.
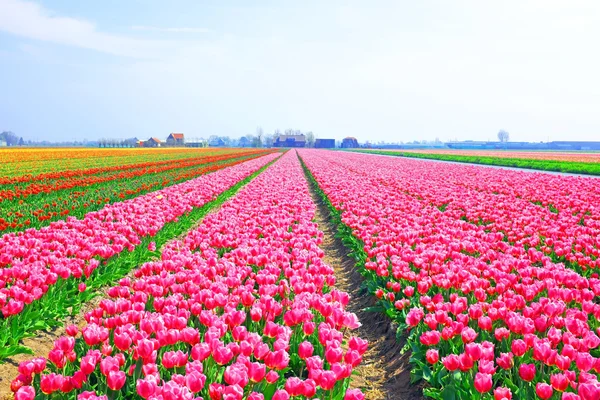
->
[353,149,600,176]
[3,148,600,399]
[0,148,275,235]
[299,150,600,400]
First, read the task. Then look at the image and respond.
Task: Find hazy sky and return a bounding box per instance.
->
[1,0,599,143]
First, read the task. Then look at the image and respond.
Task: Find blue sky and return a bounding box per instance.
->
[1,0,599,143]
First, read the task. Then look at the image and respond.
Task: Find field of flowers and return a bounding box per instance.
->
[354,149,600,175]
[299,149,600,399]
[0,148,275,234]
[3,150,367,400]
[0,149,281,360]
[4,146,600,399]
[385,150,600,163]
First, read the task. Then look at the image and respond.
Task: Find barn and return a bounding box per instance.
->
[166,133,185,146]
[144,137,162,147]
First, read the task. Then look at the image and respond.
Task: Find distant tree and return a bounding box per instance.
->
[0,131,19,146]
[305,131,315,148]
[18,137,24,146]
[263,133,273,148]
[272,129,281,145]
[284,128,294,136]
[255,127,263,147]
[498,130,509,142]
[219,136,231,146]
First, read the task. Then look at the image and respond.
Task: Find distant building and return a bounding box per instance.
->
[341,137,359,148]
[0,140,6,147]
[144,137,162,147]
[315,138,335,148]
[166,133,185,146]
[185,141,207,148]
[208,137,226,147]
[273,134,306,148]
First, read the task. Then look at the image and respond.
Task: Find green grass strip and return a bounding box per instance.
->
[0,153,283,361]
[348,149,600,176]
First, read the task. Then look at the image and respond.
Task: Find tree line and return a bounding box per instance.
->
[0,131,24,146]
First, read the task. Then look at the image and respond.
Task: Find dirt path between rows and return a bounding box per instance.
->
[307,178,424,400]
[0,285,109,399]
[0,220,207,399]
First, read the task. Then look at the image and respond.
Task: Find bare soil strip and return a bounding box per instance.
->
[308,179,424,400]
[0,297,97,398]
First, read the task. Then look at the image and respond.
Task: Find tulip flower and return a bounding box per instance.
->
[474,372,493,393]
[519,363,536,382]
[536,383,553,399]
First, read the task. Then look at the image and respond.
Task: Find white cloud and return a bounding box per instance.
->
[0,0,193,58]
[131,25,211,34]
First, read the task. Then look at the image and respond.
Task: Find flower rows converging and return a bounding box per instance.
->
[299,149,600,399]
[11,151,366,400]
[0,149,275,234]
[0,152,281,319]
[0,148,244,180]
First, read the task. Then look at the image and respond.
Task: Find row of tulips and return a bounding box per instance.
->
[339,150,600,273]
[363,154,600,274]
[0,150,272,201]
[0,148,239,181]
[299,150,600,399]
[0,150,275,234]
[11,150,366,400]
[353,150,600,176]
[0,148,244,186]
[0,153,281,359]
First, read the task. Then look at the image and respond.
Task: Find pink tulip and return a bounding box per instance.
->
[14,386,35,400]
[536,383,553,399]
[474,372,493,393]
[519,363,536,382]
[106,370,125,391]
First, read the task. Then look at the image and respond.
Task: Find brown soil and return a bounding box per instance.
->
[0,289,106,399]
[308,179,425,399]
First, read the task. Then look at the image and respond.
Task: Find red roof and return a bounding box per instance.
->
[149,137,161,143]
[170,133,184,139]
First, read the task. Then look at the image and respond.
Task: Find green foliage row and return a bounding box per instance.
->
[351,150,600,176]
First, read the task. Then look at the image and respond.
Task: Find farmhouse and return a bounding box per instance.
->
[166,133,185,146]
[144,137,162,147]
[208,137,226,147]
[273,134,306,148]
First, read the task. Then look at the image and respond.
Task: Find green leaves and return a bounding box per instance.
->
[350,149,600,176]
